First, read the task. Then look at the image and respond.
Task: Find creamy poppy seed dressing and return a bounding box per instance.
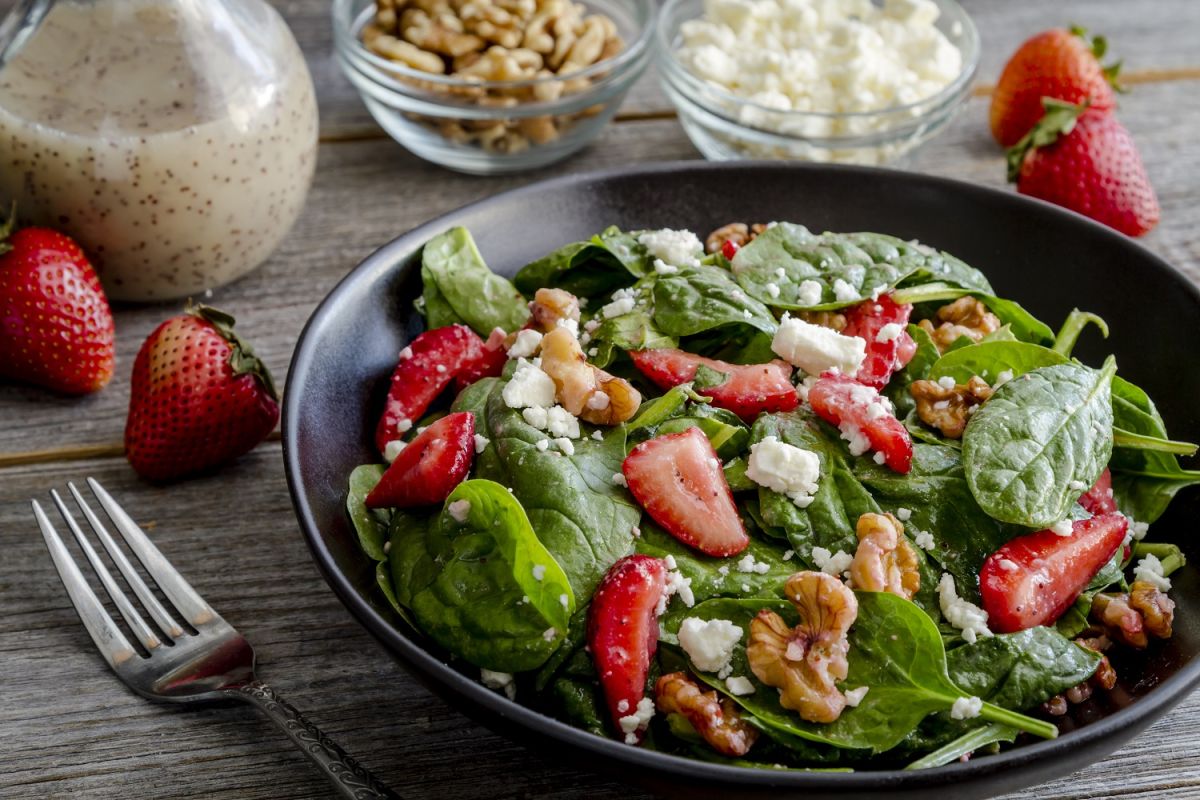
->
[0,0,318,300]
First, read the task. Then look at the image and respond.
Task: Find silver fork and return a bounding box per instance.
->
[33,478,398,800]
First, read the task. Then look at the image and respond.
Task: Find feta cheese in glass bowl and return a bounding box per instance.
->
[657,0,979,164]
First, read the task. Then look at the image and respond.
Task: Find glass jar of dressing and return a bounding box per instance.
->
[0,0,319,301]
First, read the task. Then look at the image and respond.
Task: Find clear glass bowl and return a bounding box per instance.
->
[656,0,980,165]
[333,0,654,174]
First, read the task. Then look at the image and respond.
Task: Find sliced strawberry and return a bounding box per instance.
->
[807,371,913,473]
[629,348,797,421]
[588,554,668,744]
[366,412,475,508]
[375,324,482,452]
[454,327,507,393]
[980,512,1128,633]
[841,294,915,389]
[721,239,739,260]
[1078,468,1117,515]
[623,427,749,556]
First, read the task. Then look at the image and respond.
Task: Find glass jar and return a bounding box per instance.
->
[0,0,319,301]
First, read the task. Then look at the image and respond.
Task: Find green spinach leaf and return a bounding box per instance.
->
[347,464,390,561]
[892,283,1055,345]
[1053,309,1109,357]
[946,626,1101,710]
[513,226,651,298]
[421,227,530,335]
[904,724,1017,770]
[963,359,1116,528]
[653,264,778,338]
[928,340,1067,385]
[586,308,677,368]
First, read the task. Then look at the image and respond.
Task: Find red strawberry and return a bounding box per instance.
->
[990,27,1119,148]
[721,239,739,260]
[841,295,915,389]
[807,371,913,473]
[629,348,797,421]
[588,554,668,744]
[125,305,278,482]
[980,512,1128,633]
[1007,101,1160,237]
[1078,468,1117,515]
[366,412,475,508]
[622,427,749,557]
[454,327,507,393]
[0,224,114,394]
[376,324,483,452]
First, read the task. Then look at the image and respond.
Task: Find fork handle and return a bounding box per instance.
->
[233,681,399,799]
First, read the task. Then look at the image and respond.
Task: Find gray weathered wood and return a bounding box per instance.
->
[2,0,1200,796]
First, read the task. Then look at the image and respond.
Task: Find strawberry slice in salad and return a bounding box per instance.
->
[629,348,798,421]
[841,294,917,389]
[807,371,913,473]
[454,326,508,393]
[375,324,484,452]
[588,555,668,745]
[622,427,749,557]
[366,412,476,508]
[980,511,1128,633]
[1078,467,1117,515]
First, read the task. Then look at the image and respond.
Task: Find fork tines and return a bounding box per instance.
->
[33,478,216,670]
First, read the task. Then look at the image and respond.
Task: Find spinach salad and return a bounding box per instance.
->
[347,221,1192,770]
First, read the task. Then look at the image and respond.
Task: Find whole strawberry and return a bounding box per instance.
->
[1007,100,1160,237]
[990,26,1120,147]
[125,305,279,481]
[0,222,114,394]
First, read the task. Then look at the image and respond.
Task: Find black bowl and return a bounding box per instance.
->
[282,162,1200,799]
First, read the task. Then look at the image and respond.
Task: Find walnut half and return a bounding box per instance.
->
[539,326,641,425]
[917,297,1001,354]
[528,287,581,333]
[910,375,993,439]
[1092,580,1175,649]
[654,672,759,757]
[747,571,858,724]
[848,512,920,600]
[704,222,767,254]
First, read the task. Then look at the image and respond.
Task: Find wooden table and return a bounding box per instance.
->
[3,1,1198,796]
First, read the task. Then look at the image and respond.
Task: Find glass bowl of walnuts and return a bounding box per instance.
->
[333,0,655,174]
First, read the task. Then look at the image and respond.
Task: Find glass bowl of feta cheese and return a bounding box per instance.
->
[656,0,979,165]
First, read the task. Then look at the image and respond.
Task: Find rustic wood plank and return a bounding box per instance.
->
[0,448,1198,798]
[3,79,1197,456]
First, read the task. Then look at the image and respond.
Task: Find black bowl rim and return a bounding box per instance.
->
[282,160,1200,791]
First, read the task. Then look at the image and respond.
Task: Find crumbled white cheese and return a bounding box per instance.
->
[473,434,490,454]
[398,346,413,361]
[735,553,772,575]
[638,228,703,268]
[601,287,639,319]
[502,360,557,409]
[660,567,695,613]
[796,279,823,307]
[950,695,983,720]
[832,278,859,303]
[1128,517,1150,541]
[937,573,992,644]
[896,507,912,521]
[397,418,413,434]
[838,420,871,456]
[936,375,956,390]
[557,317,579,337]
[1050,519,1074,537]
[1068,479,1087,492]
[480,669,517,700]
[447,499,471,523]
[772,314,866,376]
[1133,554,1172,591]
[873,451,886,465]
[532,564,546,581]
[555,437,575,456]
[678,617,743,675]
[507,329,543,359]
[617,699,630,713]
[994,369,1014,387]
[912,529,935,551]
[435,364,447,374]
[535,438,550,452]
[745,435,822,506]
[653,258,679,275]
[765,282,781,298]
[592,430,605,441]
[811,546,853,577]
[876,322,904,344]
[612,472,628,487]
[726,676,756,696]
[383,439,407,462]
[522,404,580,438]
[782,549,795,561]
[618,697,656,744]
[843,686,870,707]
[587,392,611,411]
[543,627,558,641]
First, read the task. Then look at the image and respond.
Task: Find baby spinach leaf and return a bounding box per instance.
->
[946,627,1101,710]
[652,264,777,338]
[347,464,390,561]
[513,226,651,298]
[375,561,403,616]
[963,359,1116,528]
[1053,309,1109,357]
[904,724,1017,770]
[928,340,1067,385]
[422,227,530,335]
[552,677,608,737]
[724,457,755,492]
[893,283,1055,345]
[677,594,1055,753]
[586,309,676,368]
[730,224,991,309]
[658,406,751,460]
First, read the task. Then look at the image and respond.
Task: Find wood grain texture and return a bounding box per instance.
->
[2,0,1200,796]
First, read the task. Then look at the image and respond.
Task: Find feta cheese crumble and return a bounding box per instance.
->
[796,279,823,306]
[447,499,471,523]
[1133,554,1172,591]
[745,435,822,506]
[771,314,867,376]
[678,617,743,676]
[612,472,628,487]
[653,258,679,275]
[473,434,490,454]
[843,686,870,707]
[383,439,407,462]
[618,697,655,744]
[397,418,413,434]
[502,360,557,409]
[911,529,935,551]
[532,564,547,581]
[994,369,1014,387]
[1050,519,1074,537]
[726,676,756,696]
[832,278,859,302]
[660,567,695,613]
[554,437,575,456]
[601,287,639,319]
[638,228,703,268]
[506,329,543,359]
[811,546,853,577]
[480,669,517,700]
[950,695,983,720]
[875,322,904,344]
[765,281,781,298]
[937,573,992,644]
[936,375,956,390]
[1128,517,1150,541]
[522,404,580,438]
[735,553,772,575]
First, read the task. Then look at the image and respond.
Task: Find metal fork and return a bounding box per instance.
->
[33,478,398,800]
